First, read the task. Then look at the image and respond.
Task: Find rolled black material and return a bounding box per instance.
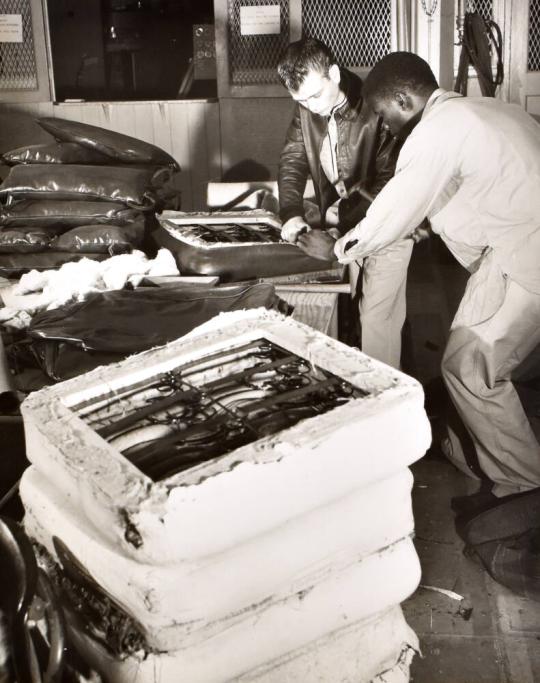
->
[28,283,287,354]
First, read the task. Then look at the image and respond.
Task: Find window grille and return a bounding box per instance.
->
[529,0,540,71]
[228,0,290,86]
[463,0,493,20]
[302,0,391,68]
[455,0,493,44]
[0,0,38,89]
[225,0,393,87]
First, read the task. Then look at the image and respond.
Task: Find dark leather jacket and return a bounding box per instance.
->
[278,68,401,232]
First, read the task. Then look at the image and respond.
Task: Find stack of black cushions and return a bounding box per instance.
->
[0,117,180,277]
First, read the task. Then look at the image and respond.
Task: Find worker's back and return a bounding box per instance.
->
[415,92,540,291]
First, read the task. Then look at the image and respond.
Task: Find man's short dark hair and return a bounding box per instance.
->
[363,51,438,103]
[277,37,337,92]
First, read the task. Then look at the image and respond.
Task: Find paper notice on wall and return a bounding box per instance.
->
[0,14,23,43]
[240,5,280,36]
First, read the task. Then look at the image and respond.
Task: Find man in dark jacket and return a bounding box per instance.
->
[277,38,413,369]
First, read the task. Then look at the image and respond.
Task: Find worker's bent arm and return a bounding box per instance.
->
[278,106,310,224]
[334,134,454,263]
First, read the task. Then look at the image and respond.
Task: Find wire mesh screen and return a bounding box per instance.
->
[228,0,290,85]
[529,0,540,71]
[302,0,391,68]
[464,0,493,20]
[0,0,38,89]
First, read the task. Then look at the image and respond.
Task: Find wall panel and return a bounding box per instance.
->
[0,99,221,210]
[219,97,293,182]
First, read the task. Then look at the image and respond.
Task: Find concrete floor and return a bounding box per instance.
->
[403,237,540,683]
[405,454,540,683]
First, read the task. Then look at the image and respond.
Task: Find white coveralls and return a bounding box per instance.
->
[334,89,540,497]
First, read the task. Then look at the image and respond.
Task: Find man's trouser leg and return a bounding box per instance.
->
[359,239,413,369]
[442,264,540,497]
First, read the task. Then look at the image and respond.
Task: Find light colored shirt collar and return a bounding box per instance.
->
[423,88,462,119]
[329,92,347,118]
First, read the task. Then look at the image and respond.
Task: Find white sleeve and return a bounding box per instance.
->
[334,128,456,263]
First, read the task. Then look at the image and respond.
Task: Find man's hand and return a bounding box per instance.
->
[281,216,311,243]
[296,230,336,261]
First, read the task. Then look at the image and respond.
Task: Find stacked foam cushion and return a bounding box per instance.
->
[0,117,180,277]
[20,310,431,682]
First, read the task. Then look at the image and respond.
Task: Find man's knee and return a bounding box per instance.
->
[442,337,488,403]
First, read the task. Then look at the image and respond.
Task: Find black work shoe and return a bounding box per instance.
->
[461,487,540,545]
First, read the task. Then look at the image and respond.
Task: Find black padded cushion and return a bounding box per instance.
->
[2,142,112,166]
[38,117,180,170]
[0,164,158,209]
[0,200,142,229]
[153,223,337,282]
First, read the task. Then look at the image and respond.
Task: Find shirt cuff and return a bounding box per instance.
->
[334,231,360,263]
[279,205,305,224]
